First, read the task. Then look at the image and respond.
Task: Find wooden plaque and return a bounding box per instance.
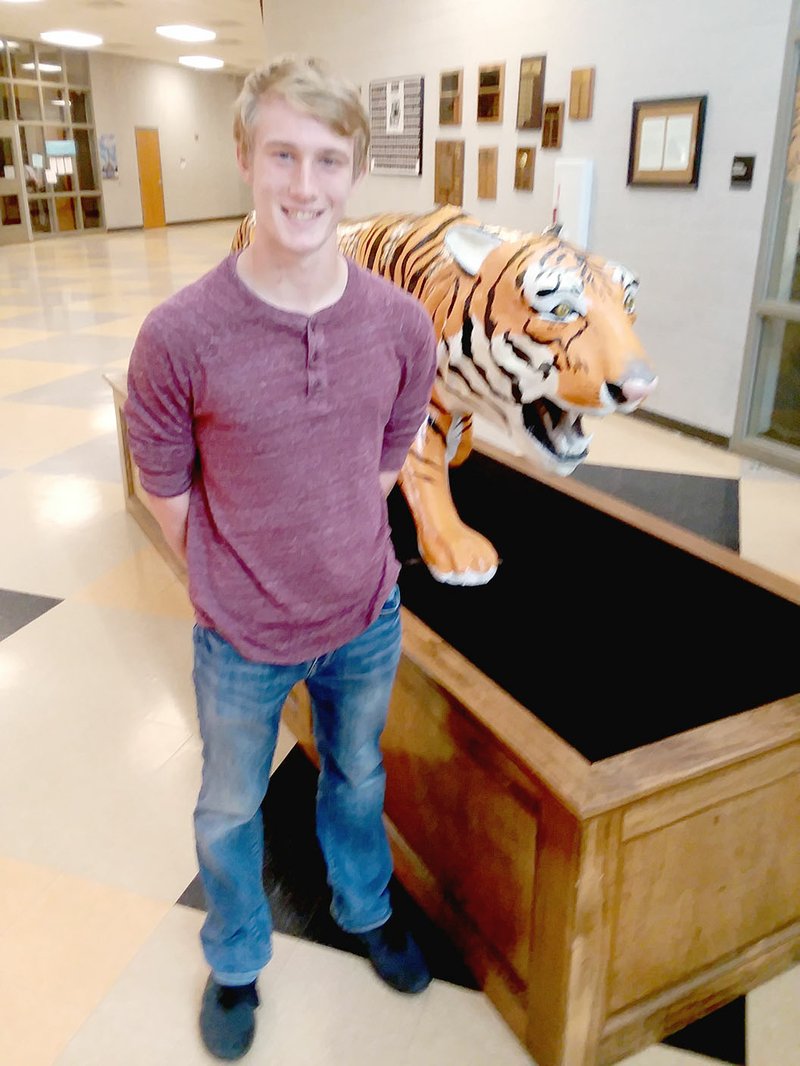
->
[434,139,465,206]
[514,146,535,191]
[477,146,498,199]
[477,62,505,123]
[569,67,595,120]
[516,54,546,130]
[439,68,463,126]
[542,102,564,149]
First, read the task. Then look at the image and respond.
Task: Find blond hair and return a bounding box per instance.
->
[233,55,370,177]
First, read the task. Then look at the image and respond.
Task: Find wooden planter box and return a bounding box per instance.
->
[108,373,800,1065]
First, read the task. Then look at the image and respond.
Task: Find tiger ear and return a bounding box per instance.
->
[445,224,504,276]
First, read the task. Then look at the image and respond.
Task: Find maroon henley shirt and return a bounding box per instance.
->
[125,252,436,664]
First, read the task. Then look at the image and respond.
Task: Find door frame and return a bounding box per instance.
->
[732,4,800,475]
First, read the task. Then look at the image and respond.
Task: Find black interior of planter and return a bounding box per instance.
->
[387,452,800,763]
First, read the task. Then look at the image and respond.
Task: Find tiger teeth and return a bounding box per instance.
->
[552,417,590,458]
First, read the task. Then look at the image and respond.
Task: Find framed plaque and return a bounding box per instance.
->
[516,54,546,130]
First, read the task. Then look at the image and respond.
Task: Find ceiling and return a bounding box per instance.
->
[0,0,265,78]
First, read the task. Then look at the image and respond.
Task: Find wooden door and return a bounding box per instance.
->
[434,140,464,207]
[135,127,166,228]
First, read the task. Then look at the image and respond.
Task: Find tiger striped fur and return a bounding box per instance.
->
[230,204,656,585]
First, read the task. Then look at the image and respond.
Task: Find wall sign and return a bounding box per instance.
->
[369,76,424,175]
[99,133,119,180]
[627,95,707,188]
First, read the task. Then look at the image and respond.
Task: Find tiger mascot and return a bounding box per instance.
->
[231,204,657,586]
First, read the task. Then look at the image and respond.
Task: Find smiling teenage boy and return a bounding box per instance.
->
[124,55,437,1061]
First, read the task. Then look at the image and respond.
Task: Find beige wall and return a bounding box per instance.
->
[90,52,251,230]
[262,0,795,438]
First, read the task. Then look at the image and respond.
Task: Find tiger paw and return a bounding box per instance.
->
[428,563,498,586]
[419,525,499,586]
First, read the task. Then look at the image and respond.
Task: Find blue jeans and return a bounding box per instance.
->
[191,584,402,986]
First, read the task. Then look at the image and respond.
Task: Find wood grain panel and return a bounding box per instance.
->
[384,656,539,982]
[601,919,800,1063]
[622,743,800,839]
[609,771,800,1010]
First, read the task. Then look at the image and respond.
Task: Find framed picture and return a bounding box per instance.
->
[369,75,424,175]
[439,68,463,125]
[541,102,564,149]
[627,95,707,187]
[99,133,119,180]
[514,146,535,191]
[434,139,465,206]
[477,146,498,199]
[516,55,546,130]
[477,62,505,122]
[569,67,595,120]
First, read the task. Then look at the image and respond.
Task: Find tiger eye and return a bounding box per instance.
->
[552,302,572,318]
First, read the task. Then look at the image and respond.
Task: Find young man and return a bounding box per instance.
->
[124,56,437,1061]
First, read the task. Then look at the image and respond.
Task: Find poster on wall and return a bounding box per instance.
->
[369,75,424,175]
[99,133,119,180]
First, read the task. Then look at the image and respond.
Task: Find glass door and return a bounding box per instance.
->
[734,26,800,475]
[0,120,30,243]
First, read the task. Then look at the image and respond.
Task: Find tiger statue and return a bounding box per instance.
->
[231,204,657,586]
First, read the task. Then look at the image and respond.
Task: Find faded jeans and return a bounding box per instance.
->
[191,584,402,986]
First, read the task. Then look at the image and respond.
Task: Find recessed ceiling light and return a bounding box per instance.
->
[40,30,103,48]
[178,55,224,70]
[22,61,62,72]
[157,24,216,43]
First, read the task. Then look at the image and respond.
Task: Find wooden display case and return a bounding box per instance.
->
[108,371,800,1066]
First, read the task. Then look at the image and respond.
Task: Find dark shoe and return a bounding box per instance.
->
[358,914,432,994]
[199,976,259,1061]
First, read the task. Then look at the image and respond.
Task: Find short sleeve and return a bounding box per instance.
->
[380,300,437,472]
[124,312,197,497]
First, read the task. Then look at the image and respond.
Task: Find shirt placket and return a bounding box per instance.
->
[305,319,327,403]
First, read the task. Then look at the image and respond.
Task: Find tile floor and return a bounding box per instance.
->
[1,221,799,1066]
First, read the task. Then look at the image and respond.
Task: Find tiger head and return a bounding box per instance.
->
[436,221,657,476]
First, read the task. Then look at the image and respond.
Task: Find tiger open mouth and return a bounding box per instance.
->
[522,397,589,464]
